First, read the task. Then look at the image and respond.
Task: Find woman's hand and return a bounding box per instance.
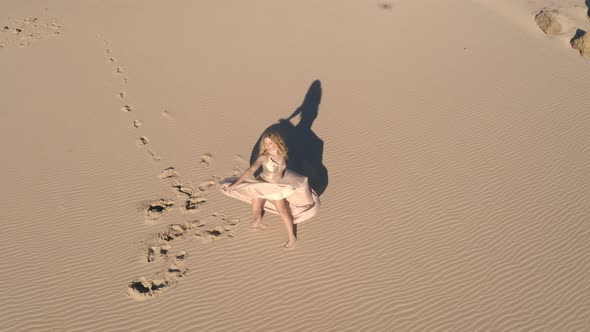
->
[225,156,264,193]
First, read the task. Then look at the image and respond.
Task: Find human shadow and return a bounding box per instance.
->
[586,1,590,17]
[249,80,329,197]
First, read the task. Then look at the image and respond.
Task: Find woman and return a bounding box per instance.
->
[219,128,320,248]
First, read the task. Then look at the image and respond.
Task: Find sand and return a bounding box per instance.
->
[1,0,590,331]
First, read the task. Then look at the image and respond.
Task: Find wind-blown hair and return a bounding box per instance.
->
[258,128,288,159]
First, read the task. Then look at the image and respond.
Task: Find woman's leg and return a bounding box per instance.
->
[250,198,266,229]
[273,199,296,248]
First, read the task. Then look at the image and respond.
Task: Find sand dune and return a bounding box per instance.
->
[1,0,590,331]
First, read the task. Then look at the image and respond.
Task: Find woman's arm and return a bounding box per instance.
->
[227,155,265,191]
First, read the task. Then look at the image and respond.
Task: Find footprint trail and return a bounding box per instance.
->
[127,165,243,300]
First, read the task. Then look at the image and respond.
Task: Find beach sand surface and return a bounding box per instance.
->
[1,0,590,331]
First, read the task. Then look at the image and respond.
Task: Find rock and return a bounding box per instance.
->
[534,9,562,35]
[571,30,590,58]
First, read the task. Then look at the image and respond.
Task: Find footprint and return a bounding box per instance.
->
[109,57,117,63]
[172,183,194,197]
[232,167,243,177]
[133,120,142,128]
[24,17,38,24]
[194,215,228,239]
[195,226,226,240]
[170,259,188,276]
[200,153,213,166]
[127,260,187,300]
[147,244,171,262]
[147,247,157,262]
[378,3,392,10]
[156,220,203,242]
[212,212,228,220]
[140,136,149,145]
[142,199,174,220]
[208,223,238,239]
[197,180,216,191]
[211,212,240,236]
[206,226,225,238]
[50,21,63,27]
[224,222,239,237]
[158,167,179,179]
[118,92,125,99]
[185,196,207,211]
[167,263,186,275]
[122,105,133,112]
[115,66,123,75]
[146,147,161,161]
[227,217,240,226]
[0,17,62,49]
[127,277,174,300]
[176,251,187,260]
[161,110,173,120]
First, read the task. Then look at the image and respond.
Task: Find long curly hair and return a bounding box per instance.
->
[258,129,288,159]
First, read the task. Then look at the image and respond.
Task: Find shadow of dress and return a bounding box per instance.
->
[218,153,320,224]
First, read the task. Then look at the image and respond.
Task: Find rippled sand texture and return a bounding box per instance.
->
[1,0,590,331]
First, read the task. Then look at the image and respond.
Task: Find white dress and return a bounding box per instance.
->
[218,154,320,224]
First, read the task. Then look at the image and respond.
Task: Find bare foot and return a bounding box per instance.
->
[284,238,296,248]
[248,221,266,230]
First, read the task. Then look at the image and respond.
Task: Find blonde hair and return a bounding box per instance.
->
[258,129,288,159]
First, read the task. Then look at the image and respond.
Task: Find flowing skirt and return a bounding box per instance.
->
[218,169,320,224]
